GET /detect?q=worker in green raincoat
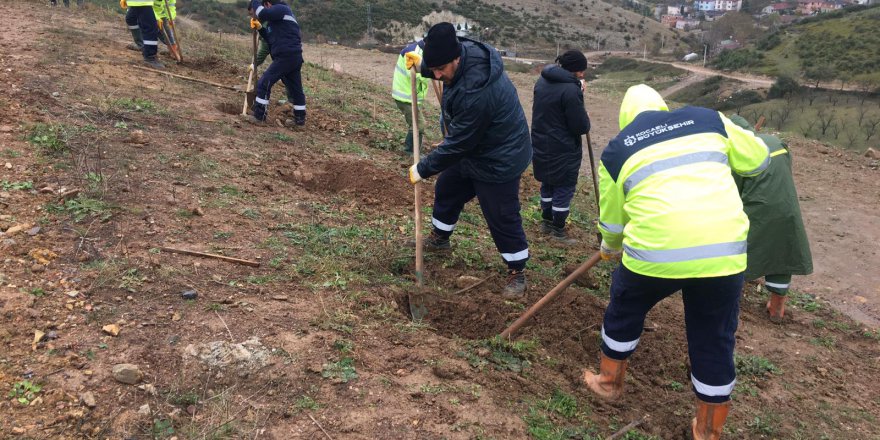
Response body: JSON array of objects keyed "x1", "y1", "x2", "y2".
[{"x1": 730, "y1": 115, "x2": 813, "y2": 322}]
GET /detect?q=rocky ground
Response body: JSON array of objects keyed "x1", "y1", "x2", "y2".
[{"x1": 1, "y1": 3, "x2": 878, "y2": 440}]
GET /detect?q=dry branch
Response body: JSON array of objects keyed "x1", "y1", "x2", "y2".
[{"x1": 160, "y1": 246, "x2": 261, "y2": 267}]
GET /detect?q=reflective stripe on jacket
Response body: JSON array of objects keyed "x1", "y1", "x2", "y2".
[
  {"x1": 153, "y1": 0, "x2": 176, "y2": 20},
  {"x1": 392, "y1": 42, "x2": 429, "y2": 104},
  {"x1": 127, "y1": 0, "x2": 153, "y2": 7},
  {"x1": 598, "y1": 87, "x2": 769, "y2": 279}
]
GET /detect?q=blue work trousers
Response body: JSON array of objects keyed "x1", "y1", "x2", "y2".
[
  {"x1": 253, "y1": 52, "x2": 305, "y2": 121},
  {"x1": 430, "y1": 164, "x2": 529, "y2": 271},
  {"x1": 601, "y1": 264, "x2": 743, "y2": 403},
  {"x1": 125, "y1": 6, "x2": 159, "y2": 59},
  {"x1": 539, "y1": 183, "x2": 576, "y2": 227}
]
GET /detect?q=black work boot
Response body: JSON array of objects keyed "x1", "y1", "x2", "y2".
[
  {"x1": 502, "y1": 269, "x2": 527, "y2": 298},
  {"x1": 143, "y1": 56, "x2": 165, "y2": 69},
  {"x1": 127, "y1": 28, "x2": 144, "y2": 51},
  {"x1": 408, "y1": 230, "x2": 451, "y2": 251},
  {"x1": 540, "y1": 218, "x2": 553, "y2": 235},
  {"x1": 551, "y1": 224, "x2": 577, "y2": 245},
  {"x1": 294, "y1": 109, "x2": 306, "y2": 126}
]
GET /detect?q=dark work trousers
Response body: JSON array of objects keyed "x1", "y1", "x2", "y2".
[
  {"x1": 125, "y1": 6, "x2": 159, "y2": 59},
  {"x1": 254, "y1": 52, "x2": 306, "y2": 121},
  {"x1": 431, "y1": 164, "x2": 529, "y2": 271},
  {"x1": 539, "y1": 183, "x2": 576, "y2": 227},
  {"x1": 600, "y1": 264, "x2": 743, "y2": 403}
]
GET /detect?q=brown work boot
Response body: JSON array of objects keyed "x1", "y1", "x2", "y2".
[
  {"x1": 550, "y1": 225, "x2": 577, "y2": 245},
  {"x1": 407, "y1": 230, "x2": 451, "y2": 252},
  {"x1": 692, "y1": 400, "x2": 730, "y2": 440},
  {"x1": 583, "y1": 353, "x2": 627, "y2": 400},
  {"x1": 766, "y1": 293, "x2": 786, "y2": 323}
]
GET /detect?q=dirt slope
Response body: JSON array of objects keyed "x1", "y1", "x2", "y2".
[{"x1": 1, "y1": 3, "x2": 879, "y2": 440}]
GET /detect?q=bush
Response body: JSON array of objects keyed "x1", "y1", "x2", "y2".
[
  {"x1": 711, "y1": 49, "x2": 764, "y2": 71},
  {"x1": 768, "y1": 75, "x2": 800, "y2": 99}
]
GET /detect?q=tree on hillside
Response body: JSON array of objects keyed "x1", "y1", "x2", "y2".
[
  {"x1": 772, "y1": 104, "x2": 793, "y2": 130},
  {"x1": 768, "y1": 75, "x2": 800, "y2": 99},
  {"x1": 817, "y1": 109, "x2": 836, "y2": 136},
  {"x1": 865, "y1": 117, "x2": 880, "y2": 142},
  {"x1": 803, "y1": 65, "x2": 834, "y2": 106}
]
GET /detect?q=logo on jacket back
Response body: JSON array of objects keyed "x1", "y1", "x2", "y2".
[{"x1": 624, "y1": 120, "x2": 695, "y2": 147}]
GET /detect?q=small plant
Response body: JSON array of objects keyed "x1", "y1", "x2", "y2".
[
  {"x1": 321, "y1": 357, "x2": 358, "y2": 383},
  {"x1": 543, "y1": 389, "x2": 579, "y2": 418},
  {"x1": 168, "y1": 391, "x2": 200, "y2": 406},
  {"x1": 667, "y1": 380, "x2": 685, "y2": 392},
  {"x1": 332, "y1": 339, "x2": 354, "y2": 353},
  {"x1": 118, "y1": 268, "x2": 145, "y2": 292},
  {"x1": 213, "y1": 231, "x2": 233, "y2": 240},
  {"x1": 85, "y1": 172, "x2": 103, "y2": 191},
  {"x1": 46, "y1": 196, "x2": 113, "y2": 222},
  {"x1": 8, "y1": 380, "x2": 42, "y2": 405},
  {"x1": 735, "y1": 355, "x2": 781, "y2": 378},
  {"x1": 27, "y1": 123, "x2": 67, "y2": 155},
  {"x1": 810, "y1": 335, "x2": 836, "y2": 348},
  {"x1": 240, "y1": 208, "x2": 260, "y2": 219},
  {"x1": 1, "y1": 180, "x2": 33, "y2": 191},
  {"x1": 151, "y1": 418, "x2": 174, "y2": 437},
  {"x1": 295, "y1": 395, "x2": 319, "y2": 410},
  {"x1": 1, "y1": 148, "x2": 21, "y2": 158},
  {"x1": 205, "y1": 303, "x2": 225, "y2": 312},
  {"x1": 747, "y1": 415, "x2": 776, "y2": 435},
  {"x1": 272, "y1": 132, "x2": 294, "y2": 142},
  {"x1": 113, "y1": 97, "x2": 156, "y2": 112},
  {"x1": 27, "y1": 287, "x2": 46, "y2": 297}
]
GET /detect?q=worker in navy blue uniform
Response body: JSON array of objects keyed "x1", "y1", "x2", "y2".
[
  {"x1": 245, "y1": 0, "x2": 306, "y2": 126},
  {"x1": 405, "y1": 22, "x2": 532, "y2": 297},
  {"x1": 121, "y1": 0, "x2": 163, "y2": 69},
  {"x1": 531, "y1": 50, "x2": 591, "y2": 245}
]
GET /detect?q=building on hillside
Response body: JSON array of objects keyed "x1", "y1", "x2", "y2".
[
  {"x1": 853, "y1": 0, "x2": 875, "y2": 4},
  {"x1": 667, "y1": 4, "x2": 686, "y2": 15},
  {"x1": 676, "y1": 17, "x2": 701, "y2": 29},
  {"x1": 761, "y1": 2, "x2": 796, "y2": 14},
  {"x1": 660, "y1": 14, "x2": 680, "y2": 27},
  {"x1": 718, "y1": 39, "x2": 742, "y2": 50},
  {"x1": 694, "y1": 0, "x2": 743, "y2": 11},
  {"x1": 796, "y1": 0, "x2": 848, "y2": 14}
]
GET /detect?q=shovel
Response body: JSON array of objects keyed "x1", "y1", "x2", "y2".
[
  {"x1": 584, "y1": 131, "x2": 602, "y2": 246},
  {"x1": 160, "y1": 0, "x2": 182, "y2": 63},
  {"x1": 242, "y1": 30, "x2": 258, "y2": 116},
  {"x1": 408, "y1": 66, "x2": 428, "y2": 321}
]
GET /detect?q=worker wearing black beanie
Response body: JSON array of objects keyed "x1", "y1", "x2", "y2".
[
  {"x1": 531, "y1": 49, "x2": 591, "y2": 244},
  {"x1": 423, "y1": 22, "x2": 462, "y2": 68},
  {"x1": 405, "y1": 22, "x2": 533, "y2": 298}
]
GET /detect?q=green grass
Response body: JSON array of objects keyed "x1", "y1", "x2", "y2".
[
  {"x1": 27, "y1": 123, "x2": 68, "y2": 155},
  {"x1": 46, "y1": 196, "x2": 114, "y2": 222},
  {"x1": 735, "y1": 354, "x2": 781, "y2": 379},
  {"x1": 321, "y1": 357, "x2": 358, "y2": 383},
  {"x1": 1, "y1": 180, "x2": 33, "y2": 191}
]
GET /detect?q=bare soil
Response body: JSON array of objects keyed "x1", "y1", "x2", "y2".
[{"x1": 1, "y1": 4, "x2": 878, "y2": 440}]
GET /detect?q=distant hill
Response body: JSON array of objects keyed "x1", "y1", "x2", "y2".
[
  {"x1": 114, "y1": 0, "x2": 686, "y2": 59},
  {"x1": 712, "y1": 5, "x2": 880, "y2": 83}
]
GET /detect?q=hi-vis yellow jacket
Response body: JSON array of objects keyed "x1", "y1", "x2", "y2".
[
  {"x1": 153, "y1": 0, "x2": 176, "y2": 20},
  {"x1": 598, "y1": 84, "x2": 770, "y2": 279},
  {"x1": 392, "y1": 41, "x2": 430, "y2": 104},
  {"x1": 127, "y1": 0, "x2": 153, "y2": 7}
]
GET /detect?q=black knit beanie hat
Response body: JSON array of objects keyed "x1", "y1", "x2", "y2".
[
  {"x1": 423, "y1": 22, "x2": 462, "y2": 68},
  {"x1": 557, "y1": 50, "x2": 588, "y2": 73}
]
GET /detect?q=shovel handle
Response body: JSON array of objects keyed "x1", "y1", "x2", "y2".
[
  {"x1": 411, "y1": 67, "x2": 423, "y2": 287},
  {"x1": 499, "y1": 252, "x2": 602, "y2": 339}
]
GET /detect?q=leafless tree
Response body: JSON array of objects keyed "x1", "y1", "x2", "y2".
[
  {"x1": 845, "y1": 131, "x2": 860, "y2": 149},
  {"x1": 828, "y1": 93, "x2": 840, "y2": 106},
  {"x1": 776, "y1": 104, "x2": 793, "y2": 130},
  {"x1": 801, "y1": 120, "x2": 818, "y2": 137},
  {"x1": 830, "y1": 118, "x2": 845, "y2": 140},
  {"x1": 817, "y1": 109, "x2": 836, "y2": 136},
  {"x1": 864, "y1": 117, "x2": 880, "y2": 142},
  {"x1": 857, "y1": 104, "x2": 869, "y2": 127}
]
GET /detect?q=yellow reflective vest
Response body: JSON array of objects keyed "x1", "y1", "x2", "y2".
[
  {"x1": 127, "y1": 0, "x2": 153, "y2": 7},
  {"x1": 153, "y1": 0, "x2": 176, "y2": 20},
  {"x1": 598, "y1": 85, "x2": 770, "y2": 279},
  {"x1": 392, "y1": 42, "x2": 429, "y2": 104}
]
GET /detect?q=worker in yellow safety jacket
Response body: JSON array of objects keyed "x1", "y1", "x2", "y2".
[
  {"x1": 392, "y1": 40, "x2": 431, "y2": 154},
  {"x1": 583, "y1": 84, "x2": 769, "y2": 440}
]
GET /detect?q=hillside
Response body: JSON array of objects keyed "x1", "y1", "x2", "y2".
[
  {"x1": 1, "y1": 3, "x2": 879, "y2": 440},
  {"x1": 92, "y1": 0, "x2": 685, "y2": 59},
  {"x1": 713, "y1": 4, "x2": 880, "y2": 84}
]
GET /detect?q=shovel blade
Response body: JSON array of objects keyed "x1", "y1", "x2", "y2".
[{"x1": 408, "y1": 292, "x2": 428, "y2": 321}]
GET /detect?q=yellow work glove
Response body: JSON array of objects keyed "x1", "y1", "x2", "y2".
[
  {"x1": 250, "y1": 18, "x2": 262, "y2": 30},
  {"x1": 119, "y1": 0, "x2": 127, "y2": 9},
  {"x1": 599, "y1": 240, "x2": 622, "y2": 263},
  {"x1": 405, "y1": 52, "x2": 422, "y2": 70},
  {"x1": 408, "y1": 164, "x2": 422, "y2": 184},
  {"x1": 157, "y1": 19, "x2": 163, "y2": 30}
]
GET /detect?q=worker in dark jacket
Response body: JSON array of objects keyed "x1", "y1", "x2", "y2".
[
  {"x1": 531, "y1": 50, "x2": 591, "y2": 245},
  {"x1": 405, "y1": 22, "x2": 532, "y2": 297},
  {"x1": 244, "y1": 0, "x2": 306, "y2": 126},
  {"x1": 730, "y1": 115, "x2": 813, "y2": 322}
]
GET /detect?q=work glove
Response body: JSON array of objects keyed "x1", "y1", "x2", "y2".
[
  {"x1": 157, "y1": 19, "x2": 163, "y2": 30},
  {"x1": 250, "y1": 18, "x2": 262, "y2": 30},
  {"x1": 408, "y1": 164, "x2": 422, "y2": 184},
  {"x1": 599, "y1": 240, "x2": 622, "y2": 263},
  {"x1": 405, "y1": 52, "x2": 422, "y2": 70},
  {"x1": 119, "y1": 0, "x2": 126, "y2": 9}
]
